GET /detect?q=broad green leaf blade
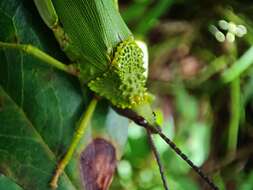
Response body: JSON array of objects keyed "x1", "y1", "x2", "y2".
[
  {"x1": 0, "y1": 0, "x2": 84, "y2": 158},
  {"x1": 0, "y1": 0, "x2": 83, "y2": 189},
  {"x1": 0, "y1": 175, "x2": 23, "y2": 190},
  {"x1": 0, "y1": 86, "x2": 76, "y2": 190}
]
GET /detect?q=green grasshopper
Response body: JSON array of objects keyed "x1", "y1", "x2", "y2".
[{"x1": 0, "y1": 0, "x2": 218, "y2": 189}]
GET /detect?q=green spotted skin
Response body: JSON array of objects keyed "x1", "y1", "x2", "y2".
[{"x1": 88, "y1": 37, "x2": 148, "y2": 108}]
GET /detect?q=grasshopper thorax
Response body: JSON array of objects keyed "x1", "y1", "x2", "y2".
[
  {"x1": 112, "y1": 38, "x2": 149, "y2": 106},
  {"x1": 88, "y1": 37, "x2": 149, "y2": 109}
]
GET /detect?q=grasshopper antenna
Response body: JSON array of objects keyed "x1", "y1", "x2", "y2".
[
  {"x1": 147, "y1": 128, "x2": 169, "y2": 190},
  {"x1": 149, "y1": 125, "x2": 219, "y2": 190},
  {"x1": 113, "y1": 107, "x2": 219, "y2": 190}
]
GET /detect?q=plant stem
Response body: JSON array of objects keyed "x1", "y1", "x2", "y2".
[
  {"x1": 227, "y1": 78, "x2": 240, "y2": 154},
  {"x1": 135, "y1": 0, "x2": 174, "y2": 35},
  {"x1": 221, "y1": 46, "x2": 253, "y2": 83}
]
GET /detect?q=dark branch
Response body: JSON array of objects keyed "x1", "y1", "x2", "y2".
[{"x1": 147, "y1": 129, "x2": 169, "y2": 190}]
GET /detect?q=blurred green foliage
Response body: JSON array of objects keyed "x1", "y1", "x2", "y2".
[{"x1": 111, "y1": 0, "x2": 253, "y2": 189}]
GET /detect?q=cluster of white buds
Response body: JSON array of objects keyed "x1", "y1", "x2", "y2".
[{"x1": 210, "y1": 20, "x2": 247, "y2": 43}]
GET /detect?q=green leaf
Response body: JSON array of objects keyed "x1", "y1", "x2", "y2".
[
  {"x1": 0, "y1": 86, "x2": 76, "y2": 190},
  {"x1": 0, "y1": 1, "x2": 84, "y2": 189},
  {"x1": 0, "y1": 0, "x2": 84, "y2": 160},
  {"x1": 0, "y1": 175, "x2": 23, "y2": 190}
]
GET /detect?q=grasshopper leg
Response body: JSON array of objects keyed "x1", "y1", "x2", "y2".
[
  {"x1": 50, "y1": 97, "x2": 98, "y2": 189},
  {"x1": 34, "y1": 0, "x2": 59, "y2": 29},
  {"x1": 0, "y1": 42, "x2": 78, "y2": 75},
  {"x1": 34, "y1": 0, "x2": 80, "y2": 61}
]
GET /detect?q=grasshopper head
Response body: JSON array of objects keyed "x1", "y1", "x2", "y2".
[
  {"x1": 89, "y1": 37, "x2": 155, "y2": 124},
  {"x1": 131, "y1": 101, "x2": 156, "y2": 126}
]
